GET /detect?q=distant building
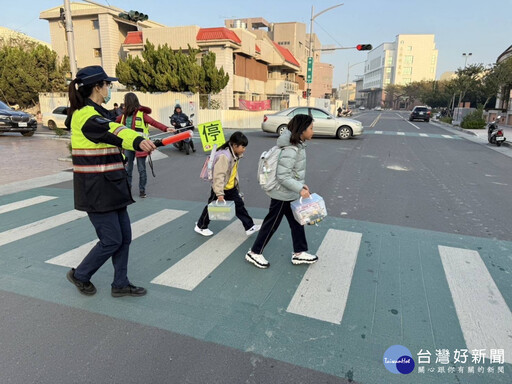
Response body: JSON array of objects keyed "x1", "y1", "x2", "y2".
[
  {"x1": 360, "y1": 34, "x2": 438, "y2": 108},
  {"x1": 439, "y1": 71, "x2": 456, "y2": 81},
  {"x1": 338, "y1": 82, "x2": 357, "y2": 108}
]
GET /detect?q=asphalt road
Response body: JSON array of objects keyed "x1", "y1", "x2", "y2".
[{"x1": 1, "y1": 112, "x2": 511, "y2": 384}]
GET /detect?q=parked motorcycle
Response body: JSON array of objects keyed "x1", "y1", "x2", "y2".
[
  {"x1": 170, "y1": 113, "x2": 195, "y2": 155},
  {"x1": 487, "y1": 116, "x2": 506, "y2": 147}
]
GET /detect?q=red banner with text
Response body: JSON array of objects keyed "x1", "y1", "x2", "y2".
[{"x1": 239, "y1": 99, "x2": 271, "y2": 111}]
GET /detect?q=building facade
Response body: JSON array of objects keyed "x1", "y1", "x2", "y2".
[
  {"x1": 40, "y1": 5, "x2": 336, "y2": 111},
  {"x1": 359, "y1": 34, "x2": 438, "y2": 108},
  {"x1": 40, "y1": 3, "x2": 163, "y2": 79}
]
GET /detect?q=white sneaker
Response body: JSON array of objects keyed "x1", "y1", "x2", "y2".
[
  {"x1": 291, "y1": 251, "x2": 318, "y2": 265},
  {"x1": 245, "y1": 250, "x2": 269, "y2": 269},
  {"x1": 194, "y1": 224, "x2": 213, "y2": 237},
  {"x1": 245, "y1": 224, "x2": 261, "y2": 236}
]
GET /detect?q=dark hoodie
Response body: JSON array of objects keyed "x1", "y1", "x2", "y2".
[{"x1": 170, "y1": 104, "x2": 190, "y2": 127}]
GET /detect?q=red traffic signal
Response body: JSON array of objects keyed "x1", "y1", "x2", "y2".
[{"x1": 356, "y1": 44, "x2": 372, "y2": 51}]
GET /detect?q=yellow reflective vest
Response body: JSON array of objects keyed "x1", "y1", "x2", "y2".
[{"x1": 71, "y1": 102, "x2": 145, "y2": 212}]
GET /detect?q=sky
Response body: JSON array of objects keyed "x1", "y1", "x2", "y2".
[{"x1": 3, "y1": 0, "x2": 511, "y2": 87}]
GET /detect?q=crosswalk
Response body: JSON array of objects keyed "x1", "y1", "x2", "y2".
[
  {"x1": 368, "y1": 131, "x2": 460, "y2": 139},
  {"x1": 1, "y1": 193, "x2": 511, "y2": 364}
]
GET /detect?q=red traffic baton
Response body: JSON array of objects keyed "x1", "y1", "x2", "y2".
[{"x1": 153, "y1": 130, "x2": 192, "y2": 147}]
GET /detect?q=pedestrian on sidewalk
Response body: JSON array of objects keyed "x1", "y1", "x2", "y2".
[
  {"x1": 195, "y1": 131, "x2": 260, "y2": 237},
  {"x1": 245, "y1": 114, "x2": 318, "y2": 269},
  {"x1": 116, "y1": 92, "x2": 174, "y2": 198},
  {"x1": 65, "y1": 65, "x2": 156, "y2": 297}
]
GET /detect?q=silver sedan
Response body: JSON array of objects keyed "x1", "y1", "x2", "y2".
[{"x1": 261, "y1": 107, "x2": 364, "y2": 140}]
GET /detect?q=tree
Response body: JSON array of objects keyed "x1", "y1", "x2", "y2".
[
  {"x1": 384, "y1": 84, "x2": 405, "y2": 109},
  {"x1": 199, "y1": 51, "x2": 229, "y2": 94},
  {"x1": 453, "y1": 63, "x2": 484, "y2": 108},
  {"x1": 116, "y1": 41, "x2": 229, "y2": 95},
  {"x1": 0, "y1": 44, "x2": 68, "y2": 107},
  {"x1": 479, "y1": 59, "x2": 512, "y2": 109}
]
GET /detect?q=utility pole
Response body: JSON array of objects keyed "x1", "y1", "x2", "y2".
[
  {"x1": 344, "y1": 61, "x2": 365, "y2": 109},
  {"x1": 63, "y1": 0, "x2": 77, "y2": 79},
  {"x1": 306, "y1": 3, "x2": 343, "y2": 107}
]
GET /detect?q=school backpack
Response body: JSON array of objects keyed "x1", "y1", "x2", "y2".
[{"x1": 257, "y1": 145, "x2": 297, "y2": 192}]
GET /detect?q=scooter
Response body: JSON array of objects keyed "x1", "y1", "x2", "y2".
[
  {"x1": 170, "y1": 113, "x2": 195, "y2": 155},
  {"x1": 487, "y1": 116, "x2": 506, "y2": 147}
]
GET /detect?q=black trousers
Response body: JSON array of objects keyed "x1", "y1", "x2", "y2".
[
  {"x1": 197, "y1": 188, "x2": 254, "y2": 230},
  {"x1": 251, "y1": 198, "x2": 308, "y2": 254},
  {"x1": 74, "y1": 207, "x2": 131, "y2": 288}
]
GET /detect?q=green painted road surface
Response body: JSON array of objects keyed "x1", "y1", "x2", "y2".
[{"x1": 0, "y1": 187, "x2": 511, "y2": 384}]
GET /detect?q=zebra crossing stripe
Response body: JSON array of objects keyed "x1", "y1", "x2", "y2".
[
  {"x1": 442, "y1": 135, "x2": 453, "y2": 139},
  {"x1": 439, "y1": 246, "x2": 512, "y2": 364},
  {"x1": 0, "y1": 196, "x2": 58, "y2": 215},
  {"x1": 397, "y1": 132, "x2": 405, "y2": 135},
  {"x1": 0, "y1": 210, "x2": 87, "y2": 247},
  {"x1": 375, "y1": 131, "x2": 383, "y2": 134},
  {"x1": 419, "y1": 133, "x2": 429, "y2": 137},
  {"x1": 151, "y1": 219, "x2": 263, "y2": 291},
  {"x1": 286, "y1": 229, "x2": 362, "y2": 324},
  {"x1": 0, "y1": 172, "x2": 73, "y2": 196},
  {"x1": 46, "y1": 209, "x2": 187, "y2": 268}
]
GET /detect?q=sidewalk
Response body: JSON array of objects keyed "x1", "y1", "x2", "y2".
[{"x1": 434, "y1": 119, "x2": 512, "y2": 148}]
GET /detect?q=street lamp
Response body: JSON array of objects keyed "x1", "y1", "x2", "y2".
[
  {"x1": 307, "y1": 3, "x2": 343, "y2": 107},
  {"x1": 344, "y1": 61, "x2": 364, "y2": 109},
  {"x1": 462, "y1": 52, "x2": 472, "y2": 68}
]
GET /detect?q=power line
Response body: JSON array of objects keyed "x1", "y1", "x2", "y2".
[{"x1": 313, "y1": 20, "x2": 344, "y2": 49}]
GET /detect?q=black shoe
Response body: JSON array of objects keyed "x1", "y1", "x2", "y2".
[
  {"x1": 111, "y1": 284, "x2": 147, "y2": 297},
  {"x1": 66, "y1": 268, "x2": 96, "y2": 296},
  {"x1": 139, "y1": 191, "x2": 147, "y2": 198}
]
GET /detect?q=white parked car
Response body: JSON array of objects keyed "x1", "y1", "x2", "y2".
[
  {"x1": 43, "y1": 106, "x2": 69, "y2": 130},
  {"x1": 261, "y1": 107, "x2": 364, "y2": 140}
]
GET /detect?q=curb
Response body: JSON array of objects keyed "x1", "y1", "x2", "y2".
[{"x1": 432, "y1": 120, "x2": 511, "y2": 148}]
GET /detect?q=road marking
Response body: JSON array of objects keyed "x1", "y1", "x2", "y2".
[
  {"x1": 151, "y1": 219, "x2": 262, "y2": 291},
  {"x1": 375, "y1": 131, "x2": 383, "y2": 134},
  {"x1": 0, "y1": 195, "x2": 58, "y2": 215},
  {"x1": 397, "y1": 132, "x2": 405, "y2": 135},
  {"x1": 286, "y1": 229, "x2": 362, "y2": 324},
  {"x1": 406, "y1": 120, "x2": 421, "y2": 129},
  {"x1": 0, "y1": 210, "x2": 87, "y2": 247},
  {"x1": 369, "y1": 114, "x2": 382, "y2": 128},
  {"x1": 46, "y1": 209, "x2": 187, "y2": 268},
  {"x1": 442, "y1": 135, "x2": 453, "y2": 139},
  {"x1": 419, "y1": 133, "x2": 429, "y2": 137},
  {"x1": 0, "y1": 172, "x2": 73, "y2": 197},
  {"x1": 439, "y1": 246, "x2": 512, "y2": 364}
]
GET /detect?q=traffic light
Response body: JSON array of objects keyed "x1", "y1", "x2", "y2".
[
  {"x1": 307, "y1": 89, "x2": 311, "y2": 97},
  {"x1": 356, "y1": 44, "x2": 372, "y2": 51},
  {"x1": 302, "y1": 90, "x2": 307, "y2": 99},
  {"x1": 119, "y1": 10, "x2": 149, "y2": 22}
]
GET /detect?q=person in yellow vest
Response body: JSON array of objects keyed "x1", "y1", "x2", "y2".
[
  {"x1": 65, "y1": 65, "x2": 156, "y2": 297},
  {"x1": 195, "y1": 131, "x2": 260, "y2": 237},
  {"x1": 116, "y1": 92, "x2": 174, "y2": 198}
]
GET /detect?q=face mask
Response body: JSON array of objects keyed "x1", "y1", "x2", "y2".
[{"x1": 104, "y1": 87, "x2": 112, "y2": 104}]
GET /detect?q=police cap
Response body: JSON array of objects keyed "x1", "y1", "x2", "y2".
[{"x1": 76, "y1": 65, "x2": 118, "y2": 87}]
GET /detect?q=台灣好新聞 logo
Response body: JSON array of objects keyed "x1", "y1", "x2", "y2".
[{"x1": 383, "y1": 345, "x2": 415, "y2": 374}]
